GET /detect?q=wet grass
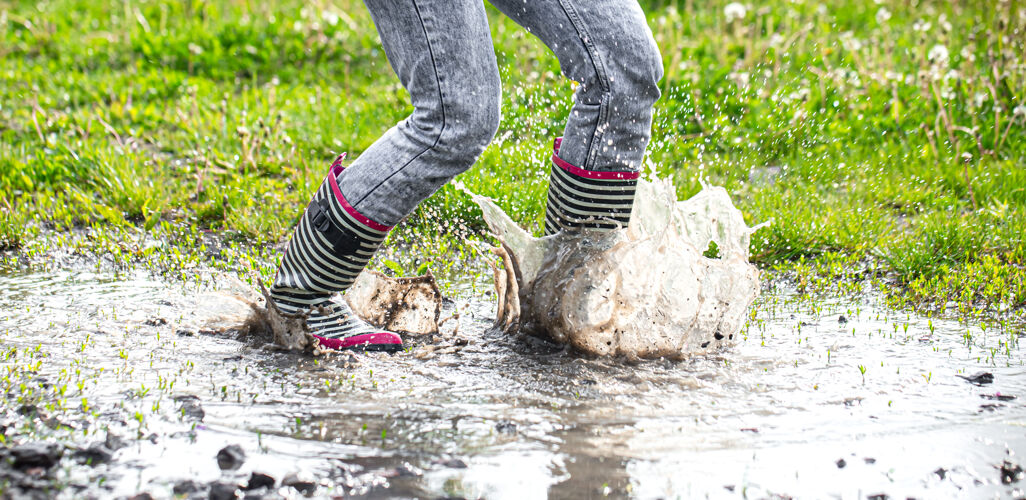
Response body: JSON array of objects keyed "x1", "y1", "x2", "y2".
[{"x1": 1, "y1": 0, "x2": 1024, "y2": 316}]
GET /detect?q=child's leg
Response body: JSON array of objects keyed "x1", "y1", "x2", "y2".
[
  {"x1": 489, "y1": 0, "x2": 664, "y2": 233},
  {"x1": 268, "y1": 0, "x2": 500, "y2": 349},
  {"x1": 491, "y1": 0, "x2": 662, "y2": 171},
  {"x1": 336, "y1": 0, "x2": 503, "y2": 227}
]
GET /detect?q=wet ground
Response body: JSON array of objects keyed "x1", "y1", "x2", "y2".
[{"x1": 1, "y1": 265, "x2": 1024, "y2": 499}]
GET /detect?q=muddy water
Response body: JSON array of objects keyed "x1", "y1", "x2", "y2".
[{"x1": 1, "y1": 267, "x2": 1024, "y2": 499}]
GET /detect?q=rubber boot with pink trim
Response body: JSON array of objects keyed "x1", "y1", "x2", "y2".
[
  {"x1": 268, "y1": 154, "x2": 404, "y2": 352},
  {"x1": 544, "y1": 138, "x2": 639, "y2": 236}
]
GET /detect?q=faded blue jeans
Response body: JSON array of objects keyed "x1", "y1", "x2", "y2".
[{"x1": 337, "y1": 0, "x2": 664, "y2": 226}]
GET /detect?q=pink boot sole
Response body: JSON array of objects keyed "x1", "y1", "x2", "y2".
[{"x1": 312, "y1": 332, "x2": 404, "y2": 353}]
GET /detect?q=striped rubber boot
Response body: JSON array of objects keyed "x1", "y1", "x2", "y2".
[
  {"x1": 268, "y1": 154, "x2": 403, "y2": 352},
  {"x1": 543, "y1": 138, "x2": 639, "y2": 236}
]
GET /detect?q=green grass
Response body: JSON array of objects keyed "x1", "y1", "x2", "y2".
[
  {"x1": 0, "y1": 200, "x2": 25, "y2": 250},
  {"x1": 1, "y1": 0, "x2": 1024, "y2": 316}
]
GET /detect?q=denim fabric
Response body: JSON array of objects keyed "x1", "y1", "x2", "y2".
[{"x1": 336, "y1": 0, "x2": 663, "y2": 226}]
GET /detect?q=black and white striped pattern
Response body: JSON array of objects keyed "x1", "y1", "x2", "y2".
[
  {"x1": 302, "y1": 296, "x2": 383, "y2": 339},
  {"x1": 269, "y1": 174, "x2": 390, "y2": 339},
  {"x1": 544, "y1": 157, "x2": 639, "y2": 236}
]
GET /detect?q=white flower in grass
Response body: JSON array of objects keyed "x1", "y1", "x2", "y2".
[
  {"x1": 928, "y1": 44, "x2": 949, "y2": 64},
  {"x1": 960, "y1": 46, "x2": 977, "y2": 63},
  {"x1": 973, "y1": 92, "x2": 988, "y2": 108},
  {"x1": 322, "y1": 10, "x2": 339, "y2": 26},
  {"x1": 840, "y1": 32, "x2": 863, "y2": 51},
  {"x1": 730, "y1": 71, "x2": 750, "y2": 88},
  {"x1": 875, "y1": 7, "x2": 891, "y2": 24},
  {"x1": 1014, "y1": 105, "x2": 1026, "y2": 118},
  {"x1": 724, "y1": 2, "x2": 746, "y2": 23}
]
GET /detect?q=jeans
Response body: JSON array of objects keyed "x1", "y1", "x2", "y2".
[{"x1": 337, "y1": 0, "x2": 664, "y2": 226}]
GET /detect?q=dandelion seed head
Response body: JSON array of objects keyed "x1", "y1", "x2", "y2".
[
  {"x1": 322, "y1": 10, "x2": 339, "y2": 26},
  {"x1": 973, "y1": 93, "x2": 988, "y2": 108},
  {"x1": 724, "y1": 2, "x2": 746, "y2": 23},
  {"x1": 960, "y1": 46, "x2": 977, "y2": 63},
  {"x1": 841, "y1": 32, "x2": 863, "y2": 51},
  {"x1": 875, "y1": 7, "x2": 891, "y2": 24},
  {"x1": 730, "y1": 71, "x2": 750, "y2": 88},
  {"x1": 928, "y1": 44, "x2": 949, "y2": 64}
]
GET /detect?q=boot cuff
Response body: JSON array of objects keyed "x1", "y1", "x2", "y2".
[
  {"x1": 551, "y1": 138, "x2": 640, "y2": 180},
  {"x1": 326, "y1": 154, "x2": 394, "y2": 233}
]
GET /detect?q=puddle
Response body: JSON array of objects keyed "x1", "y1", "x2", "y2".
[{"x1": 1, "y1": 267, "x2": 1024, "y2": 498}]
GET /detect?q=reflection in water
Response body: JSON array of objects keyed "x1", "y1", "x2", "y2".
[{"x1": 0, "y1": 268, "x2": 1023, "y2": 498}]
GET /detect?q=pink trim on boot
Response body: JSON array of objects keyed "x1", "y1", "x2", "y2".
[
  {"x1": 330, "y1": 153, "x2": 348, "y2": 173},
  {"x1": 551, "y1": 138, "x2": 640, "y2": 181},
  {"x1": 326, "y1": 156, "x2": 395, "y2": 232},
  {"x1": 313, "y1": 332, "x2": 403, "y2": 351}
]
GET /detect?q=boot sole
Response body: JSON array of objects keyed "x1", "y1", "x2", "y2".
[{"x1": 339, "y1": 344, "x2": 404, "y2": 353}]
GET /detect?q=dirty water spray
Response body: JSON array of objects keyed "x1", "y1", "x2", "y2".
[
  {"x1": 216, "y1": 176, "x2": 766, "y2": 360},
  {"x1": 463, "y1": 175, "x2": 768, "y2": 359}
]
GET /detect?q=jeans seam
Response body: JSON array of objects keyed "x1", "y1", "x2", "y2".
[
  {"x1": 556, "y1": 0, "x2": 611, "y2": 169},
  {"x1": 351, "y1": 0, "x2": 448, "y2": 211}
]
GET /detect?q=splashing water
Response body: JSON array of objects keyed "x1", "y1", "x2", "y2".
[
  {"x1": 186, "y1": 271, "x2": 444, "y2": 352},
  {"x1": 467, "y1": 176, "x2": 768, "y2": 359},
  {"x1": 191, "y1": 176, "x2": 764, "y2": 361}
]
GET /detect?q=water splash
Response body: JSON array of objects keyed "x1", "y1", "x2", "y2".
[
  {"x1": 468, "y1": 177, "x2": 768, "y2": 358},
  {"x1": 186, "y1": 271, "x2": 443, "y2": 352}
]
